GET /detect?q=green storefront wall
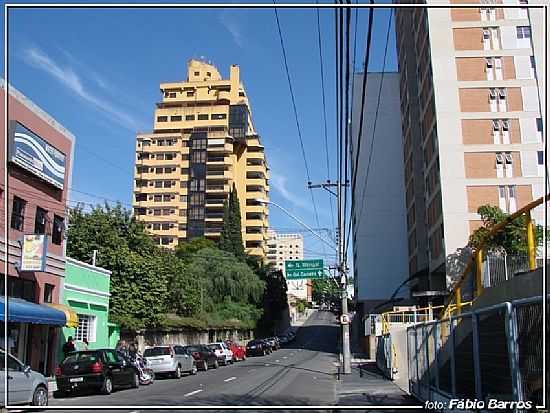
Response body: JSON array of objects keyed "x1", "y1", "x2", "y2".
[{"x1": 58, "y1": 258, "x2": 120, "y2": 363}]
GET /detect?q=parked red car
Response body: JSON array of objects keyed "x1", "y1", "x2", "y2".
[{"x1": 225, "y1": 341, "x2": 246, "y2": 362}]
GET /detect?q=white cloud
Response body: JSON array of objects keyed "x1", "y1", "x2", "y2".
[
  {"x1": 22, "y1": 46, "x2": 144, "y2": 131},
  {"x1": 219, "y1": 12, "x2": 245, "y2": 48},
  {"x1": 270, "y1": 172, "x2": 310, "y2": 211}
]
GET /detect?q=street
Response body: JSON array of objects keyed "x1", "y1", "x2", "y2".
[{"x1": 47, "y1": 311, "x2": 339, "y2": 411}]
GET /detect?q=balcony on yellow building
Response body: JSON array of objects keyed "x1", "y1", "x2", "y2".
[
  {"x1": 206, "y1": 182, "x2": 229, "y2": 194},
  {"x1": 205, "y1": 196, "x2": 226, "y2": 208},
  {"x1": 205, "y1": 211, "x2": 224, "y2": 222},
  {"x1": 207, "y1": 155, "x2": 229, "y2": 166}
]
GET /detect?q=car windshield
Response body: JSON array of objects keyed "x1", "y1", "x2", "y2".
[
  {"x1": 208, "y1": 344, "x2": 222, "y2": 350},
  {"x1": 248, "y1": 340, "x2": 260, "y2": 346},
  {"x1": 63, "y1": 351, "x2": 100, "y2": 364},
  {"x1": 184, "y1": 346, "x2": 201, "y2": 352},
  {"x1": 143, "y1": 347, "x2": 171, "y2": 357}
]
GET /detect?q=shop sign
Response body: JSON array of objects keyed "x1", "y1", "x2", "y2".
[{"x1": 20, "y1": 234, "x2": 48, "y2": 272}]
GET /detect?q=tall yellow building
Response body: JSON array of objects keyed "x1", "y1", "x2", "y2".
[{"x1": 133, "y1": 59, "x2": 269, "y2": 259}]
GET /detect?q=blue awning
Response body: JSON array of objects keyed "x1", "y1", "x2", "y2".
[{"x1": 0, "y1": 297, "x2": 66, "y2": 325}]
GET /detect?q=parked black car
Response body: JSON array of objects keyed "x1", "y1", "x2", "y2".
[
  {"x1": 55, "y1": 350, "x2": 138, "y2": 397},
  {"x1": 246, "y1": 339, "x2": 271, "y2": 356},
  {"x1": 182, "y1": 345, "x2": 219, "y2": 371}
]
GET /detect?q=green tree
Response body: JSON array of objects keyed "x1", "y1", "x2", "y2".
[
  {"x1": 468, "y1": 205, "x2": 545, "y2": 254},
  {"x1": 312, "y1": 278, "x2": 339, "y2": 304},
  {"x1": 175, "y1": 237, "x2": 216, "y2": 263},
  {"x1": 256, "y1": 266, "x2": 288, "y2": 336},
  {"x1": 67, "y1": 204, "x2": 169, "y2": 329},
  {"x1": 184, "y1": 248, "x2": 265, "y2": 327},
  {"x1": 219, "y1": 184, "x2": 245, "y2": 259}
]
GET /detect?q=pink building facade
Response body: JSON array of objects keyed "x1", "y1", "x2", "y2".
[{"x1": 1, "y1": 80, "x2": 75, "y2": 375}]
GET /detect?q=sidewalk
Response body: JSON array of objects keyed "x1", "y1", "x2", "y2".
[{"x1": 336, "y1": 361, "x2": 421, "y2": 408}]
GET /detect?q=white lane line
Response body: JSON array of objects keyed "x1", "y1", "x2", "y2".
[
  {"x1": 264, "y1": 363, "x2": 270, "y2": 366},
  {"x1": 224, "y1": 376, "x2": 237, "y2": 382},
  {"x1": 184, "y1": 389, "x2": 204, "y2": 397},
  {"x1": 275, "y1": 359, "x2": 280, "y2": 362},
  {"x1": 248, "y1": 369, "x2": 256, "y2": 373},
  {"x1": 283, "y1": 356, "x2": 288, "y2": 359}
]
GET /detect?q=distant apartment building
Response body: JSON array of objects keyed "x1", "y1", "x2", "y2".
[
  {"x1": 133, "y1": 59, "x2": 270, "y2": 260},
  {"x1": 395, "y1": 2, "x2": 545, "y2": 294},
  {"x1": 267, "y1": 231, "x2": 311, "y2": 302},
  {"x1": 350, "y1": 73, "x2": 409, "y2": 311}
]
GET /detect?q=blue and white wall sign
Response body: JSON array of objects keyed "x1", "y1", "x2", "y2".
[{"x1": 9, "y1": 122, "x2": 66, "y2": 190}]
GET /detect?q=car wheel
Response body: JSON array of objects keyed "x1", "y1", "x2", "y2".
[
  {"x1": 213, "y1": 360, "x2": 219, "y2": 369},
  {"x1": 190, "y1": 363, "x2": 198, "y2": 375},
  {"x1": 174, "y1": 365, "x2": 182, "y2": 379},
  {"x1": 132, "y1": 372, "x2": 139, "y2": 388},
  {"x1": 32, "y1": 385, "x2": 48, "y2": 406},
  {"x1": 101, "y1": 376, "x2": 113, "y2": 395}
]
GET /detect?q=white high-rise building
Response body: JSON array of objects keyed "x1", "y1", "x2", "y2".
[{"x1": 267, "y1": 230, "x2": 311, "y2": 301}]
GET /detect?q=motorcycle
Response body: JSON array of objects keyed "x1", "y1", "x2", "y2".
[
  {"x1": 135, "y1": 353, "x2": 154, "y2": 385},
  {"x1": 125, "y1": 351, "x2": 154, "y2": 385}
]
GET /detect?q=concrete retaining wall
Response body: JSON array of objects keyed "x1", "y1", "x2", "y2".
[{"x1": 120, "y1": 328, "x2": 254, "y2": 352}]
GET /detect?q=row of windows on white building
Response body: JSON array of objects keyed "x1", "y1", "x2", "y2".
[{"x1": 482, "y1": 26, "x2": 532, "y2": 51}]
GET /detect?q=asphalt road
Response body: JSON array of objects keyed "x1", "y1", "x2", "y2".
[{"x1": 44, "y1": 310, "x2": 340, "y2": 412}]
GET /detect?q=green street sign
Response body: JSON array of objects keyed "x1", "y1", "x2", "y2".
[{"x1": 285, "y1": 259, "x2": 325, "y2": 280}]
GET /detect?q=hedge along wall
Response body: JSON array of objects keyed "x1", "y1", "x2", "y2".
[{"x1": 120, "y1": 328, "x2": 255, "y2": 352}]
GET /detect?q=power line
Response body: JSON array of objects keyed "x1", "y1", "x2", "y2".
[
  {"x1": 336, "y1": 3, "x2": 343, "y2": 265},
  {"x1": 77, "y1": 141, "x2": 134, "y2": 175},
  {"x1": 346, "y1": 8, "x2": 393, "y2": 253},
  {"x1": 315, "y1": 1, "x2": 336, "y2": 232},
  {"x1": 349, "y1": 1, "x2": 374, "y2": 206},
  {"x1": 272, "y1": 1, "x2": 322, "y2": 236},
  {"x1": 342, "y1": 2, "x2": 352, "y2": 256}
]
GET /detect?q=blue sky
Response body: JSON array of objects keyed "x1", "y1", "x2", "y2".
[{"x1": 4, "y1": 4, "x2": 397, "y2": 265}]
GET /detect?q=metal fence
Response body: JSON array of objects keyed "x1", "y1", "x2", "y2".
[
  {"x1": 483, "y1": 254, "x2": 544, "y2": 288},
  {"x1": 376, "y1": 334, "x2": 393, "y2": 380},
  {"x1": 407, "y1": 296, "x2": 545, "y2": 406}
]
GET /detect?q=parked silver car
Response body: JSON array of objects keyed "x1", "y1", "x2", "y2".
[
  {"x1": 0, "y1": 349, "x2": 48, "y2": 407},
  {"x1": 143, "y1": 345, "x2": 196, "y2": 378}
]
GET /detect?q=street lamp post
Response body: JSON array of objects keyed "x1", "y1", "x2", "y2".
[{"x1": 255, "y1": 198, "x2": 351, "y2": 374}]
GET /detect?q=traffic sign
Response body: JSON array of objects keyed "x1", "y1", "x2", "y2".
[
  {"x1": 340, "y1": 314, "x2": 350, "y2": 324},
  {"x1": 285, "y1": 259, "x2": 324, "y2": 280}
]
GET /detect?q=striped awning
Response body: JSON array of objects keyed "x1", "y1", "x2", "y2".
[{"x1": 46, "y1": 303, "x2": 79, "y2": 328}]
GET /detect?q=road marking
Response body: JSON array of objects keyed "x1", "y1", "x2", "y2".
[
  {"x1": 283, "y1": 356, "x2": 288, "y2": 359},
  {"x1": 224, "y1": 376, "x2": 237, "y2": 382},
  {"x1": 184, "y1": 389, "x2": 204, "y2": 397},
  {"x1": 248, "y1": 369, "x2": 256, "y2": 373},
  {"x1": 275, "y1": 359, "x2": 280, "y2": 362},
  {"x1": 264, "y1": 363, "x2": 270, "y2": 366}
]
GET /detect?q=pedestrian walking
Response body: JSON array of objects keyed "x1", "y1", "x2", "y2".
[{"x1": 62, "y1": 336, "x2": 76, "y2": 359}]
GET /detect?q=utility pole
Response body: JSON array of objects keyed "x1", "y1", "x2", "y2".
[
  {"x1": 309, "y1": 180, "x2": 351, "y2": 374},
  {"x1": 254, "y1": 196, "x2": 348, "y2": 371}
]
